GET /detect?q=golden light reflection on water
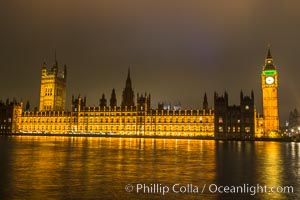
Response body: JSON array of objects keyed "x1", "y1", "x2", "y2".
[{"x1": 0, "y1": 136, "x2": 298, "y2": 200}]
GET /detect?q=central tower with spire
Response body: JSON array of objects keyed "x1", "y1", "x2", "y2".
[
  {"x1": 261, "y1": 47, "x2": 279, "y2": 135},
  {"x1": 121, "y1": 68, "x2": 135, "y2": 108}
]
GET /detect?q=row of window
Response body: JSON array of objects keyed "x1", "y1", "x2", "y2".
[
  {"x1": 218, "y1": 126, "x2": 251, "y2": 133},
  {"x1": 44, "y1": 88, "x2": 63, "y2": 97},
  {"x1": 135, "y1": 132, "x2": 214, "y2": 137},
  {"x1": 43, "y1": 105, "x2": 52, "y2": 110},
  {"x1": 218, "y1": 117, "x2": 253, "y2": 123},
  {"x1": 0, "y1": 118, "x2": 12, "y2": 123},
  {"x1": 56, "y1": 89, "x2": 63, "y2": 96},
  {"x1": 20, "y1": 118, "x2": 75, "y2": 123},
  {"x1": 0, "y1": 125, "x2": 11, "y2": 129},
  {"x1": 44, "y1": 88, "x2": 53, "y2": 96},
  {"x1": 19, "y1": 125, "x2": 213, "y2": 132},
  {"x1": 19, "y1": 117, "x2": 213, "y2": 124},
  {"x1": 77, "y1": 112, "x2": 213, "y2": 116}
]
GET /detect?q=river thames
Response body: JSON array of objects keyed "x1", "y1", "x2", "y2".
[{"x1": 0, "y1": 136, "x2": 298, "y2": 199}]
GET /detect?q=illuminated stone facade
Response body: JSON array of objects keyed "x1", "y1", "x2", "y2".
[
  {"x1": 1, "y1": 49, "x2": 282, "y2": 138},
  {"x1": 15, "y1": 68, "x2": 215, "y2": 137},
  {"x1": 261, "y1": 48, "x2": 280, "y2": 136},
  {"x1": 255, "y1": 113, "x2": 264, "y2": 138},
  {"x1": 17, "y1": 95, "x2": 214, "y2": 137},
  {"x1": 39, "y1": 59, "x2": 67, "y2": 112}
]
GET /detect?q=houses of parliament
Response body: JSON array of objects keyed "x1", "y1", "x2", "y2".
[{"x1": 0, "y1": 49, "x2": 281, "y2": 139}]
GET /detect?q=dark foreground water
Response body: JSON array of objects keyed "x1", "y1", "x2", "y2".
[{"x1": 0, "y1": 136, "x2": 299, "y2": 200}]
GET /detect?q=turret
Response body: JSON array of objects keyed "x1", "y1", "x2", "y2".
[
  {"x1": 41, "y1": 62, "x2": 47, "y2": 76},
  {"x1": 110, "y1": 88, "x2": 117, "y2": 107},
  {"x1": 71, "y1": 95, "x2": 86, "y2": 112},
  {"x1": 121, "y1": 68, "x2": 135, "y2": 107},
  {"x1": 100, "y1": 93, "x2": 107, "y2": 108},
  {"x1": 137, "y1": 92, "x2": 151, "y2": 111},
  {"x1": 240, "y1": 90, "x2": 244, "y2": 102},
  {"x1": 64, "y1": 64, "x2": 67, "y2": 81},
  {"x1": 224, "y1": 91, "x2": 228, "y2": 103},
  {"x1": 203, "y1": 92, "x2": 208, "y2": 111}
]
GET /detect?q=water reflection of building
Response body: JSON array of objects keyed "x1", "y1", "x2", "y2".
[{"x1": 0, "y1": 48, "x2": 283, "y2": 139}]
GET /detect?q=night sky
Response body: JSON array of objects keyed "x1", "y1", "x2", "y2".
[{"x1": 1, "y1": 0, "x2": 300, "y2": 125}]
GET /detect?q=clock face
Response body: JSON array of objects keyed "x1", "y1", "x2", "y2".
[{"x1": 266, "y1": 76, "x2": 274, "y2": 84}]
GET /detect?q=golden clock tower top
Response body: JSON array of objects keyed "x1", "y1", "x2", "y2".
[{"x1": 264, "y1": 48, "x2": 276, "y2": 70}]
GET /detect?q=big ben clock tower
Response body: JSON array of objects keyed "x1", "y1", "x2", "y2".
[{"x1": 261, "y1": 47, "x2": 279, "y2": 136}]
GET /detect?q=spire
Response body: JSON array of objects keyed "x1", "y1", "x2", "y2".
[
  {"x1": 126, "y1": 67, "x2": 132, "y2": 87},
  {"x1": 251, "y1": 90, "x2": 254, "y2": 100},
  {"x1": 64, "y1": 64, "x2": 67, "y2": 80},
  {"x1": 122, "y1": 68, "x2": 134, "y2": 107},
  {"x1": 224, "y1": 91, "x2": 228, "y2": 103},
  {"x1": 54, "y1": 49, "x2": 58, "y2": 64},
  {"x1": 100, "y1": 93, "x2": 107, "y2": 108},
  {"x1": 127, "y1": 67, "x2": 131, "y2": 80},
  {"x1": 110, "y1": 88, "x2": 117, "y2": 107},
  {"x1": 52, "y1": 49, "x2": 58, "y2": 70},
  {"x1": 240, "y1": 90, "x2": 244, "y2": 101},
  {"x1": 42, "y1": 61, "x2": 46, "y2": 69},
  {"x1": 203, "y1": 92, "x2": 208, "y2": 110},
  {"x1": 264, "y1": 45, "x2": 275, "y2": 70},
  {"x1": 51, "y1": 49, "x2": 58, "y2": 74},
  {"x1": 267, "y1": 44, "x2": 272, "y2": 59}
]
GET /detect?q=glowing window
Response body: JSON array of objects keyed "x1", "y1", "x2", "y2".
[{"x1": 218, "y1": 117, "x2": 223, "y2": 123}]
